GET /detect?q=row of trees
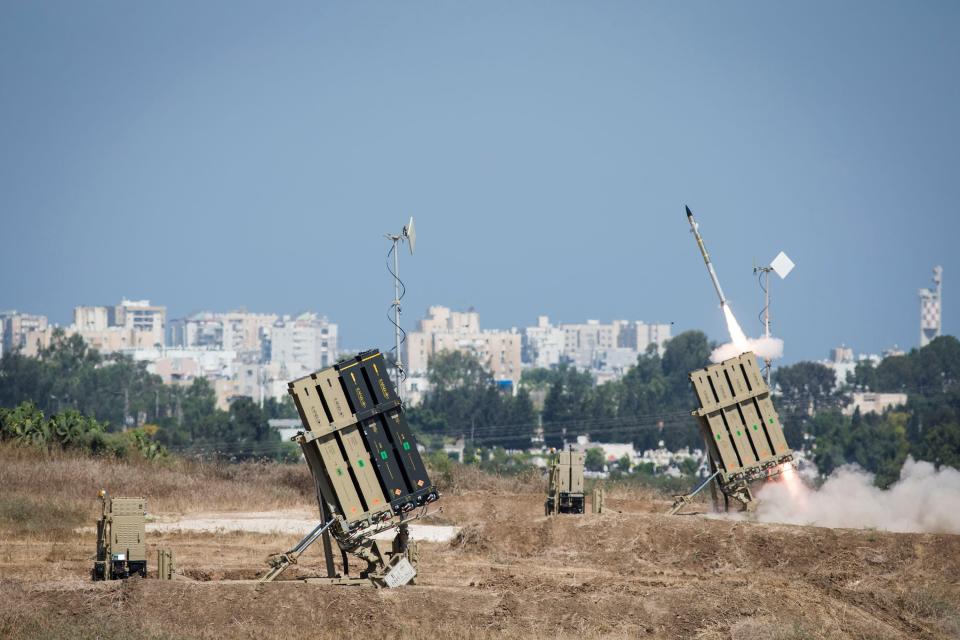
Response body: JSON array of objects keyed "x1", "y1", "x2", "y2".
[
  {"x1": 0, "y1": 330, "x2": 297, "y2": 460},
  {"x1": 407, "y1": 331, "x2": 713, "y2": 452},
  {"x1": 410, "y1": 332, "x2": 959, "y2": 489},
  {"x1": 538, "y1": 331, "x2": 710, "y2": 450},
  {"x1": 407, "y1": 351, "x2": 537, "y2": 449},
  {"x1": 774, "y1": 336, "x2": 960, "y2": 486}
]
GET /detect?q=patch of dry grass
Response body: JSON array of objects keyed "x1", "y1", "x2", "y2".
[
  {"x1": 0, "y1": 443, "x2": 314, "y2": 520},
  {"x1": 0, "y1": 494, "x2": 84, "y2": 539},
  {"x1": 432, "y1": 462, "x2": 543, "y2": 496}
]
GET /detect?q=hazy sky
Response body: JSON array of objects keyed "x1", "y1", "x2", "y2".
[{"x1": 2, "y1": 1, "x2": 957, "y2": 363}]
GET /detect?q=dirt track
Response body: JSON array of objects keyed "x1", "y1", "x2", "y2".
[{"x1": 2, "y1": 490, "x2": 958, "y2": 639}]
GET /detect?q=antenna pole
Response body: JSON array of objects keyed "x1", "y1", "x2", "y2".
[
  {"x1": 763, "y1": 269, "x2": 771, "y2": 385},
  {"x1": 754, "y1": 264, "x2": 774, "y2": 385},
  {"x1": 393, "y1": 235, "x2": 404, "y2": 401}
]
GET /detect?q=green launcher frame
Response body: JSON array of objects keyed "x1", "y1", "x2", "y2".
[{"x1": 289, "y1": 350, "x2": 439, "y2": 530}]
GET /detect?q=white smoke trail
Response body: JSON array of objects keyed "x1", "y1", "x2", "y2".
[
  {"x1": 752, "y1": 457, "x2": 960, "y2": 534},
  {"x1": 709, "y1": 302, "x2": 784, "y2": 363}
]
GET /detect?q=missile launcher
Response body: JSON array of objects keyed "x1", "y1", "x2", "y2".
[
  {"x1": 669, "y1": 351, "x2": 794, "y2": 514},
  {"x1": 262, "y1": 349, "x2": 439, "y2": 586}
]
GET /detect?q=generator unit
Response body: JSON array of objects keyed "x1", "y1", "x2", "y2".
[
  {"x1": 93, "y1": 491, "x2": 147, "y2": 580},
  {"x1": 545, "y1": 448, "x2": 585, "y2": 515},
  {"x1": 669, "y1": 351, "x2": 794, "y2": 514},
  {"x1": 262, "y1": 349, "x2": 440, "y2": 586}
]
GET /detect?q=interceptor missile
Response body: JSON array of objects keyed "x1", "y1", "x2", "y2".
[{"x1": 685, "y1": 205, "x2": 728, "y2": 306}]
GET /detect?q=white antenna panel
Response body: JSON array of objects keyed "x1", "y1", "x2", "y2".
[{"x1": 771, "y1": 251, "x2": 795, "y2": 279}]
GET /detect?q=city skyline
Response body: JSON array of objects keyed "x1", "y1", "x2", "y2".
[
  {"x1": 2, "y1": 2, "x2": 957, "y2": 363},
  {"x1": 3, "y1": 294, "x2": 922, "y2": 366}
]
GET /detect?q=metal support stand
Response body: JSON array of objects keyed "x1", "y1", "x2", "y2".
[
  {"x1": 319, "y1": 500, "x2": 336, "y2": 578},
  {"x1": 708, "y1": 454, "x2": 721, "y2": 513},
  {"x1": 260, "y1": 518, "x2": 338, "y2": 582},
  {"x1": 667, "y1": 469, "x2": 721, "y2": 516}
]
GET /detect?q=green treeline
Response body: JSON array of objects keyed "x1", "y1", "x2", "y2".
[
  {"x1": 409, "y1": 333, "x2": 960, "y2": 488},
  {"x1": 408, "y1": 330, "x2": 714, "y2": 452},
  {"x1": 775, "y1": 335, "x2": 960, "y2": 486},
  {"x1": 0, "y1": 329, "x2": 298, "y2": 460},
  {"x1": 3, "y1": 327, "x2": 957, "y2": 485}
]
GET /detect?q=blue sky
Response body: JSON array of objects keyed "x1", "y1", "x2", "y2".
[{"x1": 1, "y1": 1, "x2": 957, "y2": 362}]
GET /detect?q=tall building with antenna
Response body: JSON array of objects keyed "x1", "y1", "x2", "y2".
[{"x1": 919, "y1": 266, "x2": 943, "y2": 347}]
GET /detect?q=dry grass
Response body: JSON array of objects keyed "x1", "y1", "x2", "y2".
[
  {"x1": 2, "y1": 445, "x2": 958, "y2": 640},
  {"x1": 0, "y1": 444, "x2": 314, "y2": 524},
  {"x1": 0, "y1": 494, "x2": 85, "y2": 539},
  {"x1": 430, "y1": 461, "x2": 544, "y2": 496}
]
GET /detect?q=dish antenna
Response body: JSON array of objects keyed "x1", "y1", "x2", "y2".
[
  {"x1": 754, "y1": 251, "x2": 795, "y2": 385},
  {"x1": 404, "y1": 217, "x2": 416, "y2": 255},
  {"x1": 386, "y1": 217, "x2": 416, "y2": 399}
]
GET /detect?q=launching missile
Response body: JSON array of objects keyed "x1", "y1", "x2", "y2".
[{"x1": 685, "y1": 205, "x2": 728, "y2": 306}]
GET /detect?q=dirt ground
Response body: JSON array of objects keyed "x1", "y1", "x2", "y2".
[
  {"x1": 0, "y1": 449, "x2": 958, "y2": 639},
  {"x1": 2, "y1": 485, "x2": 959, "y2": 640}
]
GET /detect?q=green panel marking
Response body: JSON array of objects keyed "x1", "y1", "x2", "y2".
[
  {"x1": 753, "y1": 424, "x2": 758, "y2": 431},
  {"x1": 380, "y1": 451, "x2": 388, "y2": 460},
  {"x1": 736, "y1": 430, "x2": 742, "y2": 437},
  {"x1": 357, "y1": 459, "x2": 365, "y2": 467},
  {"x1": 402, "y1": 441, "x2": 411, "y2": 450}
]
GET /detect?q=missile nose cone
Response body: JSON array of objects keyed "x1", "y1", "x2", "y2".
[{"x1": 685, "y1": 205, "x2": 693, "y2": 218}]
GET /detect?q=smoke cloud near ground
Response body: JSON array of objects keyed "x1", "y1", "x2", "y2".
[{"x1": 752, "y1": 457, "x2": 960, "y2": 534}]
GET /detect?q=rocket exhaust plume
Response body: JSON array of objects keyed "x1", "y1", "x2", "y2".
[
  {"x1": 751, "y1": 457, "x2": 960, "y2": 534},
  {"x1": 721, "y1": 303, "x2": 750, "y2": 353},
  {"x1": 685, "y1": 205, "x2": 784, "y2": 363}
]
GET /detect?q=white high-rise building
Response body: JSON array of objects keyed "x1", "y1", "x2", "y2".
[
  {"x1": 919, "y1": 266, "x2": 943, "y2": 347},
  {"x1": 617, "y1": 320, "x2": 672, "y2": 356},
  {"x1": 522, "y1": 316, "x2": 566, "y2": 368},
  {"x1": 404, "y1": 306, "x2": 521, "y2": 396},
  {"x1": 269, "y1": 312, "x2": 338, "y2": 378},
  {"x1": 560, "y1": 320, "x2": 620, "y2": 370},
  {"x1": 1, "y1": 311, "x2": 51, "y2": 357},
  {"x1": 175, "y1": 310, "x2": 277, "y2": 358},
  {"x1": 520, "y1": 316, "x2": 671, "y2": 380},
  {"x1": 69, "y1": 299, "x2": 166, "y2": 353}
]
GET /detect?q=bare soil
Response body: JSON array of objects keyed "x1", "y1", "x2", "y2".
[{"x1": 1, "y1": 448, "x2": 958, "y2": 639}]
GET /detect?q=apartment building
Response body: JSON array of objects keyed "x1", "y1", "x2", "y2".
[{"x1": 404, "y1": 305, "x2": 522, "y2": 393}]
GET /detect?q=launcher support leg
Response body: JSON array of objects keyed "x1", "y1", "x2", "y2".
[
  {"x1": 319, "y1": 500, "x2": 337, "y2": 578},
  {"x1": 704, "y1": 449, "x2": 719, "y2": 513},
  {"x1": 260, "y1": 518, "x2": 336, "y2": 582},
  {"x1": 667, "y1": 469, "x2": 721, "y2": 515}
]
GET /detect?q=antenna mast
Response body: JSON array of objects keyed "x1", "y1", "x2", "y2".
[
  {"x1": 754, "y1": 264, "x2": 774, "y2": 385},
  {"x1": 386, "y1": 217, "x2": 416, "y2": 400},
  {"x1": 755, "y1": 251, "x2": 794, "y2": 386}
]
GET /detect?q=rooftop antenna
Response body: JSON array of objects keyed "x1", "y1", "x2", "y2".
[
  {"x1": 754, "y1": 251, "x2": 794, "y2": 385},
  {"x1": 386, "y1": 217, "x2": 415, "y2": 400}
]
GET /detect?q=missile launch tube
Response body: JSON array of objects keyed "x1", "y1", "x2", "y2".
[{"x1": 686, "y1": 206, "x2": 728, "y2": 306}]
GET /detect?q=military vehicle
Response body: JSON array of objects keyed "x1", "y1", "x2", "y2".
[
  {"x1": 262, "y1": 349, "x2": 440, "y2": 587},
  {"x1": 92, "y1": 491, "x2": 147, "y2": 580},
  {"x1": 669, "y1": 351, "x2": 794, "y2": 514},
  {"x1": 545, "y1": 447, "x2": 585, "y2": 515}
]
